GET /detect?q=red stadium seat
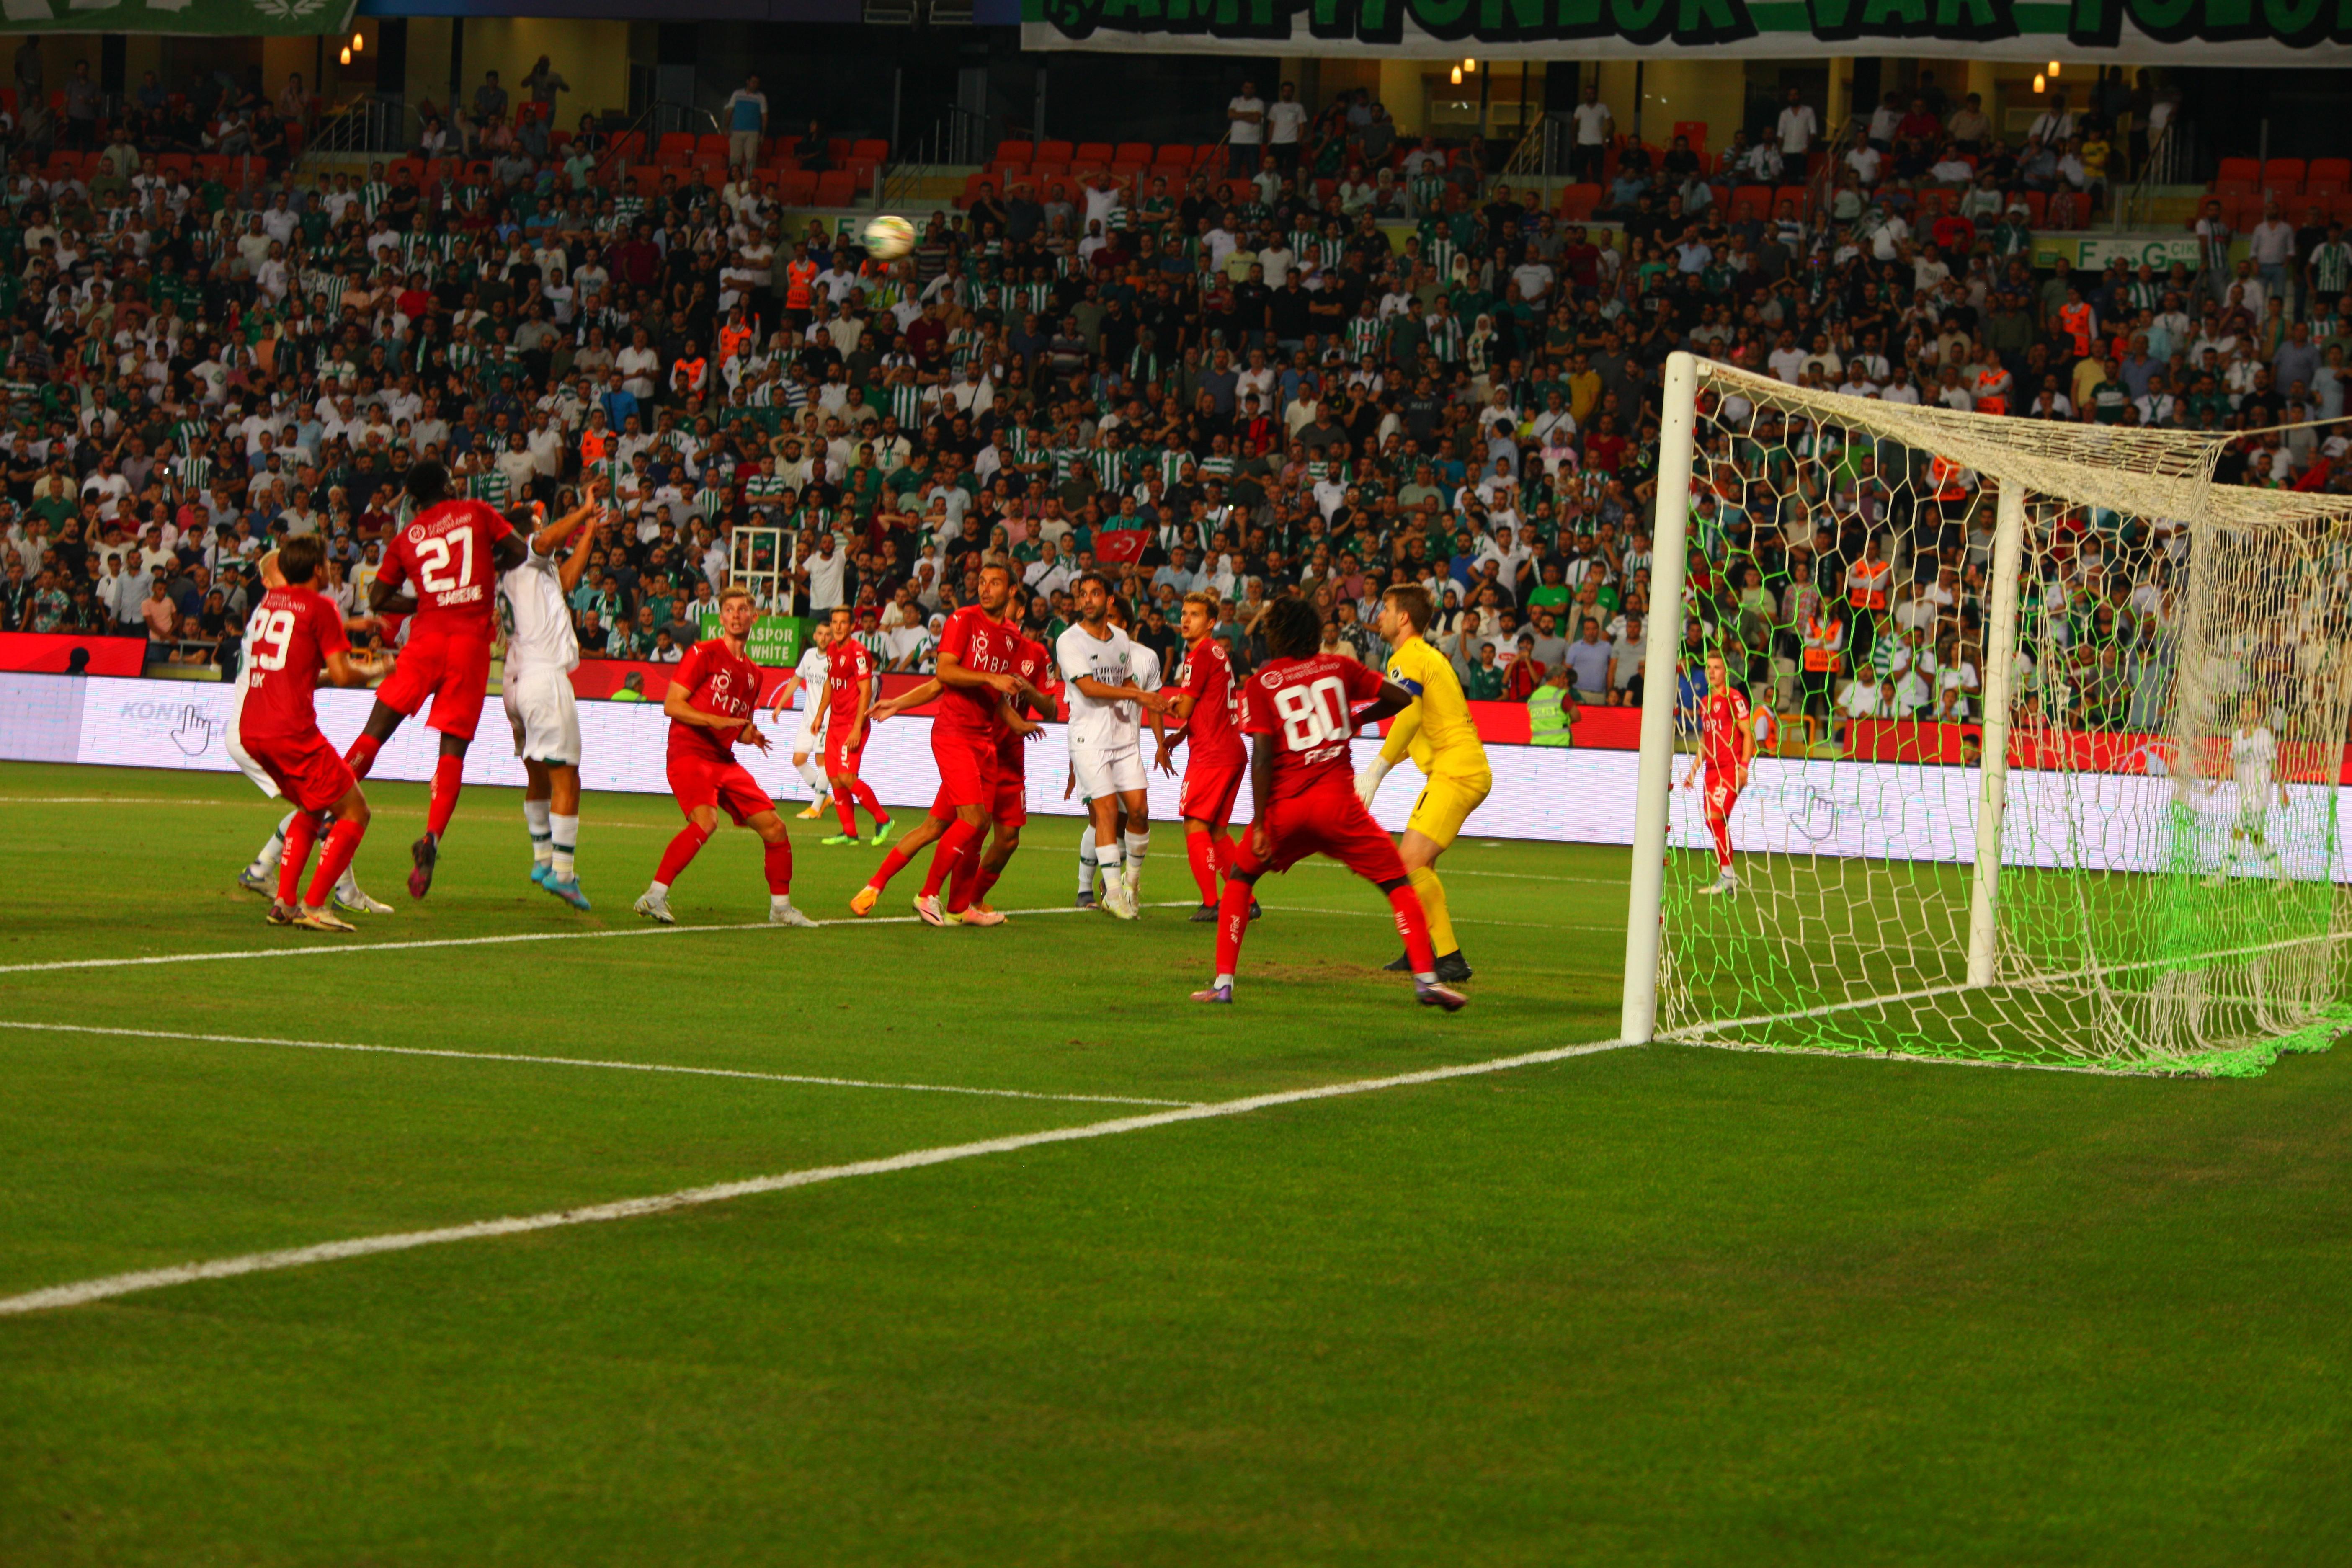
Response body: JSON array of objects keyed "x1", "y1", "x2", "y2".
[
  {"x1": 993, "y1": 138, "x2": 1033, "y2": 164},
  {"x1": 656, "y1": 132, "x2": 696, "y2": 164},
  {"x1": 2310, "y1": 157, "x2": 2351, "y2": 186},
  {"x1": 814, "y1": 170, "x2": 857, "y2": 206},
  {"x1": 1730, "y1": 184, "x2": 1772, "y2": 219},
  {"x1": 851, "y1": 138, "x2": 889, "y2": 163},
  {"x1": 1773, "y1": 183, "x2": 1811, "y2": 217},
  {"x1": 1036, "y1": 139, "x2": 1073, "y2": 163},
  {"x1": 2263, "y1": 157, "x2": 2305, "y2": 191},
  {"x1": 696, "y1": 133, "x2": 729, "y2": 160},
  {"x1": 2214, "y1": 156, "x2": 2259, "y2": 185},
  {"x1": 1074, "y1": 141, "x2": 1114, "y2": 164},
  {"x1": 1672, "y1": 119, "x2": 1708, "y2": 153},
  {"x1": 1155, "y1": 143, "x2": 1195, "y2": 168},
  {"x1": 1556, "y1": 183, "x2": 1599, "y2": 221},
  {"x1": 777, "y1": 170, "x2": 818, "y2": 206},
  {"x1": 1114, "y1": 141, "x2": 1153, "y2": 164}
]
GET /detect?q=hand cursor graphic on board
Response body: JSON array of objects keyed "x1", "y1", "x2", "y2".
[{"x1": 170, "y1": 705, "x2": 214, "y2": 757}]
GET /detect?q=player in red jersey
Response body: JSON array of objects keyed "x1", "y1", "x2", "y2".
[
  {"x1": 1194, "y1": 598, "x2": 1466, "y2": 1010},
  {"x1": 358, "y1": 459, "x2": 529, "y2": 899},
  {"x1": 235, "y1": 537, "x2": 393, "y2": 932},
  {"x1": 1678, "y1": 649, "x2": 1757, "y2": 895},
  {"x1": 1157, "y1": 588, "x2": 1254, "y2": 921},
  {"x1": 849, "y1": 561, "x2": 1036, "y2": 926},
  {"x1": 818, "y1": 605, "x2": 894, "y2": 847},
  {"x1": 853, "y1": 585, "x2": 1055, "y2": 924},
  {"x1": 632, "y1": 585, "x2": 817, "y2": 927}
]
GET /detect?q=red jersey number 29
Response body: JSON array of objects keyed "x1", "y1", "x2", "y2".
[
  {"x1": 415, "y1": 528, "x2": 475, "y2": 595},
  {"x1": 1275, "y1": 677, "x2": 1350, "y2": 751},
  {"x1": 249, "y1": 608, "x2": 297, "y2": 671}
]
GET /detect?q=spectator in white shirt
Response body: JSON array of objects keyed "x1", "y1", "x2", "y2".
[
  {"x1": 1776, "y1": 89, "x2": 1819, "y2": 157},
  {"x1": 1225, "y1": 80, "x2": 1265, "y2": 176}
]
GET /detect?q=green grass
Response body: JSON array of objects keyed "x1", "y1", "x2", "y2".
[{"x1": 1, "y1": 759, "x2": 2347, "y2": 1565}]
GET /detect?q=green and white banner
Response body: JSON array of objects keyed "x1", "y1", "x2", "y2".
[
  {"x1": 0, "y1": 0, "x2": 356, "y2": 36},
  {"x1": 1022, "y1": 0, "x2": 2352, "y2": 64}
]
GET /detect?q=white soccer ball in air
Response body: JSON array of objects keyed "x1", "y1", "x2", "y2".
[{"x1": 863, "y1": 215, "x2": 916, "y2": 260}]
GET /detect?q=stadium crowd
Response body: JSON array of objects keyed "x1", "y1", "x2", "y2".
[{"x1": 1, "y1": 57, "x2": 2348, "y2": 746}]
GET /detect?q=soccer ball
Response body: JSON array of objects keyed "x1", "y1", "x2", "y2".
[{"x1": 863, "y1": 215, "x2": 916, "y2": 260}]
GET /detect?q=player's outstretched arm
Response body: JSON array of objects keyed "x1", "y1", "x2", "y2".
[
  {"x1": 872, "y1": 678, "x2": 944, "y2": 722},
  {"x1": 936, "y1": 651, "x2": 1019, "y2": 695},
  {"x1": 322, "y1": 646, "x2": 388, "y2": 688}
]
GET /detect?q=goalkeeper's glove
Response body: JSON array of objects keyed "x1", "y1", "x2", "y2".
[{"x1": 1354, "y1": 756, "x2": 1393, "y2": 807}]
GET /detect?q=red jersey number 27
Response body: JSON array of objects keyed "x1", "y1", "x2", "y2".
[
  {"x1": 415, "y1": 528, "x2": 476, "y2": 595},
  {"x1": 1275, "y1": 677, "x2": 1349, "y2": 751}
]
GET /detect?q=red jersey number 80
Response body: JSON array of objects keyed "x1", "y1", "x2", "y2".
[{"x1": 1274, "y1": 676, "x2": 1350, "y2": 752}]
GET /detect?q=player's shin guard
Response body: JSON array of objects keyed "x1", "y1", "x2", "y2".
[
  {"x1": 426, "y1": 753, "x2": 464, "y2": 838},
  {"x1": 343, "y1": 732, "x2": 382, "y2": 780},
  {"x1": 796, "y1": 758, "x2": 827, "y2": 794},
  {"x1": 1210, "y1": 833, "x2": 1234, "y2": 877},
  {"x1": 550, "y1": 814, "x2": 578, "y2": 882},
  {"x1": 305, "y1": 819, "x2": 366, "y2": 909},
  {"x1": 1122, "y1": 829, "x2": 1148, "y2": 891},
  {"x1": 276, "y1": 812, "x2": 320, "y2": 906},
  {"x1": 970, "y1": 865, "x2": 1002, "y2": 906},
  {"x1": 655, "y1": 821, "x2": 711, "y2": 885},
  {"x1": 1186, "y1": 830, "x2": 1218, "y2": 904},
  {"x1": 1708, "y1": 812, "x2": 1733, "y2": 873},
  {"x1": 524, "y1": 799, "x2": 553, "y2": 867},
  {"x1": 763, "y1": 837, "x2": 793, "y2": 895},
  {"x1": 868, "y1": 846, "x2": 913, "y2": 892},
  {"x1": 1382, "y1": 880, "x2": 1439, "y2": 977},
  {"x1": 834, "y1": 791, "x2": 861, "y2": 838},
  {"x1": 852, "y1": 780, "x2": 887, "y2": 827},
  {"x1": 1077, "y1": 825, "x2": 1097, "y2": 893},
  {"x1": 250, "y1": 812, "x2": 295, "y2": 876},
  {"x1": 1408, "y1": 866, "x2": 1458, "y2": 957},
  {"x1": 921, "y1": 817, "x2": 982, "y2": 897}
]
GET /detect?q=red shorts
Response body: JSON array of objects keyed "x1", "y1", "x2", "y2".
[
  {"x1": 1180, "y1": 760, "x2": 1246, "y2": 828},
  {"x1": 1705, "y1": 775, "x2": 1741, "y2": 819},
  {"x1": 242, "y1": 727, "x2": 357, "y2": 814},
  {"x1": 669, "y1": 752, "x2": 775, "y2": 826},
  {"x1": 823, "y1": 724, "x2": 866, "y2": 779},
  {"x1": 1232, "y1": 780, "x2": 1406, "y2": 882},
  {"x1": 375, "y1": 622, "x2": 493, "y2": 739},
  {"x1": 931, "y1": 724, "x2": 999, "y2": 810}
]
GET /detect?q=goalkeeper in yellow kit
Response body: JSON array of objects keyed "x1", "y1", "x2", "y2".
[{"x1": 1354, "y1": 583, "x2": 1491, "y2": 983}]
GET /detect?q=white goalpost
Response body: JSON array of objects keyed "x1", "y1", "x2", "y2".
[{"x1": 1621, "y1": 351, "x2": 2352, "y2": 1076}]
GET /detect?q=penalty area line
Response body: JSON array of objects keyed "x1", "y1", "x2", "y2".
[
  {"x1": 0, "y1": 901, "x2": 1202, "y2": 976},
  {"x1": 0, "y1": 1021, "x2": 1195, "y2": 1108},
  {"x1": 0, "y1": 1037, "x2": 1639, "y2": 1318}
]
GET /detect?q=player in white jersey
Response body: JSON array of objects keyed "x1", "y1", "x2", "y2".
[
  {"x1": 1055, "y1": 573, "x2": 1165, "y2": 918},
  {"x1": 773, "y1": 618, "x2": 835, "y2": 818},
  {"x1": 2211, "y1": 696, "x2": 2288, "y2": 885},
  {"x1": 235, "y1": 549, "x2": 396, "y2": 913},
  {"x1": 500, "y1": 485, "x2": 608, "y2": 908}
]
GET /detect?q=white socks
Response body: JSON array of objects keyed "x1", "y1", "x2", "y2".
[
  {"x1": 525, "y1": 799, "x2": 553, "y2": 867},
  {"x1": 1123, "y1": 829, "x2": 1148, "y2": 891},
  {"x1": 1096, "y1": 841, "x2": 1123, "y2": 880},
  {"x1": 1078, "y1": 825, "x2": 1098, "y2": 892},
  {"x1": 550, "y1": 813, "x2": 578, "y2": 882},
  {"x1": 797, "y1": 757, "x2": 828, "y2": 794},
  {"x1": 250, "y1": 811, "x2": 296, "y2": 875},
  {"x1": 647, "y1": 879, "x2": 670, "y2": 899}
]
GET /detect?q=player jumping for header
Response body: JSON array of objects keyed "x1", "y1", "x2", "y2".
[
  {"x1": 1680, "y1": 648, "x2": 1757, "y2": 895},
  {"x1": 1193, "y1": 598, "x2": 1465, "y2": 1010}
]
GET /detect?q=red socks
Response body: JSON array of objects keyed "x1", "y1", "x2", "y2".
[
  {"x1": 655, "y1": 822, "x2": 711, "y2": 885},
  {"x1": 867, "y1": 846, "x2": 912, "y2": 893},
  {"x1": 833, "y1": 791, "x2": 861, "y2": 837},
  {"x1": 763, "y1": 837, "x2": 793, "y2": 895},
  {"x1": 1708, "y1": 812, "x2": 1733, "y2": 873},
  {"x1": 1213, "y1": 875, "x2": 1253, "y2": 975},
  {"x1": 426, "y1": 753, "x2": 464, "y2": 838},
  {"x1": 947, "y1": 831, "x2": 985, "y2": 914},
  {"x1": 921, "y1": 818, "x2": 981, "y2": 897},
  {"x1": 343, "y1": 732, "x2": 382, "y2": 780},
  {"x1": 1187, "y1": 830, "x2": 1218, "y2": 905},
  {"x1": 969, "y1": 864, "x2": 1002, "y2": 907},
  {"x1": 306, "y1": 819, "x2": 366, "y2": 908},
  {"x1": 1387, "y1": 884, "x2": 1437, "y2": 975},
  {"x1": 1211, "y1": 833, "x2": 1234, "y2": 878},
  {"x1": 854, "y1": 782, "x2": 887, "y2": 828},
  {"x1": 276, "y1": 813, "x2": 319, "y2": 905}
]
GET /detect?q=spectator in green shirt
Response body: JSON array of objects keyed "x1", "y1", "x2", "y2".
[{"x1": 1462, "y1": 642, "x2": 1505, "y2": 701}]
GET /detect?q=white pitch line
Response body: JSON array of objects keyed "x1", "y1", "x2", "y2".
[
  {"x1": 1290, "y1": 860, "x2": 1625, "y2": 887},
  {"x1": 0, "y1": 1021, "x2": 1193, "y2": 1108},
  {"x1": 0, "y1": 796, "x2": 240, "y2": 806},
  {"x1": 0, "y1": 901, "x2": 1202, "y2": 977},
  {"x1": 0, "y1": 1037, "x2": 1639, "y2": 1318}
]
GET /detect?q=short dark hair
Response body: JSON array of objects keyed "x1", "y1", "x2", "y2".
[
  {"x1": 1263, "y1": 596, "x2": 1323, "y2": 661},
  {"x1": 405, "y1": 459, "x2": 448, "y2": 506},
  {"x1": 278, "y1": 535, "x2": 324, "y2": 585},
  {"x1": 1073, "y1": 570, "x2": 1110, "y2": 598}
]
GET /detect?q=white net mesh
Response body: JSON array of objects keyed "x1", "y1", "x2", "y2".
[{"x1": 1651, "y1": 359, "x2": 2352, "y2": 1076}]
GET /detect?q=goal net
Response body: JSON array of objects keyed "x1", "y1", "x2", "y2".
[{"x1": 1623, "y1": 354, "x2": 2352, "y2": 1077}]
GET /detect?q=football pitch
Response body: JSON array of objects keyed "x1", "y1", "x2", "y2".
[{"x1": 2, "y1": 758, "x2": 2347, "y2": 1565}]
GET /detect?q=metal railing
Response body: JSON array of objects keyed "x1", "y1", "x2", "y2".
[
  {"x1": 294, "y1": 94, "x2": 418, "y2": 175},
  {"x1": 587, "y1": 101, "x2": 722, "y2": 190}
]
